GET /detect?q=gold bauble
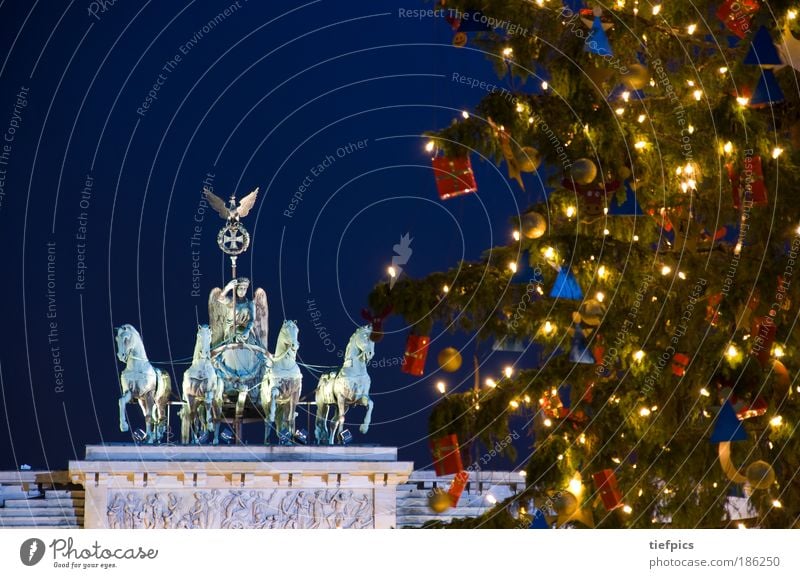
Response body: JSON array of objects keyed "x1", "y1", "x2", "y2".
[
  {"x1": 745, "y1": 460, "x2": 776, "y2": 490},
  {"x1": 570, "y1": 158, "x2": 597, "y2": 185},
  {"x1": 453, "y1": 32, "x2": 467, "y2": 47},
  {"x1": 552, "y1": 491, "x2": 578, "y2": 517},
  {"x1": 437, "y1": 347, "x2": 463, "y2": 372},
  {"x1": 428, "y1": 488, "x2": 452, "y2": 513},
  {"x1": 579, "y1": 298, "x2": 606, "y2": 326},
  {"x1": 518, "y1": 146, "x2": 542, "y2": 172},
  {"x1": 521, "y1": 211, "x2": 547, "y2": 239},
  {"x1": 621, "y1": 64, "x2": 650, "y2": 91}
]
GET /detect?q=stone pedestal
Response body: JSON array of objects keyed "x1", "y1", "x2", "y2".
[{"x1": 69, "y1": 445, "x2": 413, "y2": 529}]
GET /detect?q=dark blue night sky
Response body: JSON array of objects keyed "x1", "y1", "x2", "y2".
[{"x1": 0, "y1": 1, "x2": 546, "y2": 471}]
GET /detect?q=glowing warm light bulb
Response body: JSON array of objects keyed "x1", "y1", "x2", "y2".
[
  {"x1": 544, "y1": 246, "x2": 555, "y2": 259},
  {"x1": 485, "y1": 378, "x2": 497, "y2": 388},
  {"x1": 544, "y1": 321, "x2": 553, "y2": 334},
  {"x1": 678, "y1": 271, "x2": 686, "y2": 280},
  {"x1": 772, "y1": 147, "x2": 784, "y2": 159},
  {"x1": 516, "y1": 103, "x2": 524, "y2": 113},
  {"x1": 633, "y1": 350, "x2": 645, "y2": 362},
  {"x1": 508, "y1": 261, "x2": 518, "y2": 273},
  {"x1": 634, "y1": 140, "x2": 647, "y2": 150},
  {"x1": 639, "y1": 407, "x2": 651, "y2": 417},
  {"x1": 736, "y1": 96, "x2": 749, "y2": 106},
  {"x1": 568, "y1": 474, "x2": 583, "y2": 496},
  {"x1": 622, "y1": 91, "x2": 631, "y2": 102},
  {"x1": 425, "y1": 140, "x2": 435, "y2": 152},
  {"x1": 486, "y1": 494, "x2": 498, "y2": 505},
  {"x1": 598, "y1": 265, "x2": 607, "y2": 278},
  {"x1": 700, "y1": 388, "x2": 710, "y2": 397},
  {"x1": 723, "y1": 141, "x2": 733, "y2": 154},
  {"x1": 541, "y1": 81, "x2": 548, "y2": 90},
  {"x1": 795, "y1": 223, "x2": 800, "y2": 236},
  {"x1": 519, "y1": 470, "x2": 527, "y2": 478},
  {"x1": 566, "y1": 205, "x2": 576, "y2": 218},
  {"x1": 502, "y1": 47, "x2": 513, "y2": 57},
  {"x1": 770, "y1": 415, "x2": 783, "y2": 427},
  {"x1": 543, "y1": 418, "x2": 553, "y2": 427},
  {"x1": 687, "y1": 23, "x2": 697, "y2": 35},
  {"x1": 772, "y1": 499, "x2": 783, "y2": 508},
  {"x1": 719, "y1": 66, "x2": 728, "y2": 74},
  {"x1": 693, "y1": 89, "x2": 702, "y2": 101},
  {"x1": 387, "y1": 266, "x2": 397, "y2": 278},
  {"x1": 637, "y1": 114, "x2": 646, "y2": 123},
  {"x1": 436, "y1": 381, "x2": 446, "y2": 394},
  {"x1": 622, "y1": 505, "x2": 633, "y2": 514},
  {"x1": 652, "y1": 4, "x2": 661, "y2": 15},
  {"x1": 615, "y1": 107, "x2": 625, "y2": 116},
  {"x1": 660, "y1": 265, "x2": 671, "y2": 276},
  {"x1": 603, "y1": 228, "x2": 610, "y2": 236},
  {"x1": 773, "y1": 345, "x2": 785, "y2": 358},
  {"x1": 442, "y1": 284, "x2": 450, "y2": 294},
  {"x1": 789, "y1": 9, "x2": 798, "y2": 20},
  {"x1": 726, "y1": 345, "x2": 738, "y2": 359},
  {"x1": 504, "y1": 366, "x2": 514, "y2": 378},
  {"x1": 737, "y1": 523, "x2": 747, "y2": 529},
  {"x1": 633, "y1": 235, "x2": 639, "y2": 242},
  {"x1": 596, "y1": 292, "x2": 605, "y2": 303},
  {"x1": 461, "y1": 110, "x2": 469, "y2": 119},
  {"x1": 509, "y1": 400, "x2": 520, "y2": 409}
]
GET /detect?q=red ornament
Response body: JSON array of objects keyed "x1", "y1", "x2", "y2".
[
  {"x1": 401, "y1": 333, "x2": 430, "y2": 376},
  {"x1": 561, "y1": 178, "x2": 620, "y2": 220},
  {"x1": 728, "y1": 154, "x2": 767, "y2": 208},
  {"x1": 750, "y1": 316, "x2": 776, "y2": 367},
  {"x1": 360, "y1": 305, "x2": 393, "y2": 342},
  {"x1": 736, "y1": 396, "x2": 768, "y2": 420},
  {"x1": 447, "y1": 471, "x2": 470, "y2": 507},
  {"x1": 592, "y1": 469, "x2": 623, "y2": 511},
  {"x1": 672, "y1": 352, "x2": 690, "y2": 376},
  {"x1": 430, "y1": 434, "x2": 464, "y2": 476},
  {"x1": 432, "y1": 156, "x2": 477, "y2": 200},
  {"x1": 716, "y1": 0, "x2": 760, "y2": 39},
  {"x1": 706, "y1": 292, "x2": 723, "y2": 325}
]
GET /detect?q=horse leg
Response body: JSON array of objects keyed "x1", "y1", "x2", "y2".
[
  {"x1": 359, "y1": 396, "x2": 374, "y2": 435},
  {"x1": 332, "y1": 397, "x2": 346, "y2": 445},
  {"x1": 180, "y1": 398, "x2": 190, "y2": 445},
  {"x1": 314, "y1": 403, "x2": 328, "y2": 445},
  {"x1": 119, "y1": 390, "x2": 132, "y2": 432},
  {"x1": 139, "y1": 398, "x2": 154, "y2": 443}
]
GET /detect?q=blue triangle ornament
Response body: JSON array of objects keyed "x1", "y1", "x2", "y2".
[
  {"x1": 743, "y1": 26, "x2": 783, "y2": 67},
  {"x1": 608, "y1": 179, "x2": 644, "y2": 216},
  {"x1": 550, "y1": 267, "x2": 583, "y2": 300},
  {"x1": 585, "y1": 16, "x2": 613, "y2": 56},
  {"x1": 529, "y1": 508, "x2": 551, "y2": 529},
  {"x1": 569, "y1": 324, "x2": 596, "y2": 364},
  {"x1": 750, "y1": 69, "x2": 784, "y2": 107},
  {"x1": 710, "y1": 401, "x2": 748, "y2": 443}
]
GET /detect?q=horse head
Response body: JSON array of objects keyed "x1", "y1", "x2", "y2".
[
  {"x1": 273, "y1": 319, "x2": 299, "y2": 359},
  {"x1": 348, "y1": 324, "x2": 374, "y2": 365},
  {"x1": 195, "y1": 324, "x2": 213, "y2": 360},
  {"x1": 115, "y1": 324, "x2": 140, "y2": 363}
]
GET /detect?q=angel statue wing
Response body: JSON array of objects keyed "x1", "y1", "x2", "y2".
[
  {"x1": 208, "y1": 287, "x2": 228, "y2": 347},
  {"x1": 236, "y1": 187, "x2": 259, "y2": 218},
  {"x1": 253, "y1": 288, "x2": 269, "y2": 349},
  {"x1": 204, "y1": 188, "x2": 230, "y2": 220}
]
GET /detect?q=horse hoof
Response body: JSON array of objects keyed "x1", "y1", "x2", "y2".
[
  {"x1": 359, "y1": 426, "x2": 369, "y2": 434},
  {"x1": 120, "y1": 423, "x2": 129, "y2": 433}
]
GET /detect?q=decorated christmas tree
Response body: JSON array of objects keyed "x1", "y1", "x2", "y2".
[{"x1": 369, "y1": 1, "x2": 800, "y2": 528}]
